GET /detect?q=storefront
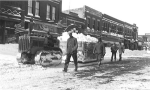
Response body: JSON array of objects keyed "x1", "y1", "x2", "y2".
[
  {"x1": 0, "y1": 5, "x2": 22, "y2": 44},
  {"x1": 0, "y1": 20, "x2": 21, "y2": 44}
]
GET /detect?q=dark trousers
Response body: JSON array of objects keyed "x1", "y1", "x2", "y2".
[
  {"x1": 111, "y1": 52, "x2": 116, "y2": 61},
  {"x1": 64, "y1": 53, "x2": 78, "y2": 71},
  {"x1": 96, "y1": 54, "x2": 103, "y2": 65},
  {"x1": 119, "y1": 53, "x2": 122, "y2": 61}
]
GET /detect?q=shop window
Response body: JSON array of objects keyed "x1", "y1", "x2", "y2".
[
  {"x1": 46, "y1": 5, "x2": 51, "y2": 20},
  {"x1": 35, "y1": 1, "x2": 40, "y2": 17},
  {"x1": 52, "y1": 7, "x2": 56, "y2": 20},
  {"x1": 28, "y1": 0, "x2": 33, "y2": 16}
]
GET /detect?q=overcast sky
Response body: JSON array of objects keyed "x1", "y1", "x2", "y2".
[{"x1": 62, "y1": 0, "x2": 150, "y2": 35}]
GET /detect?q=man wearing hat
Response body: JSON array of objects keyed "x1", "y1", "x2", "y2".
[
  {"x1": 118, "y1": 42, "x2": 125, "y2": 61},
  {"x1": 93, "y1": 37, "x2": 106, "y2": 66},
  {"x1": 110, "y1": 43, "x2": 118, "y2": 62},
  {"x1": 63, "y1": 30, "x2": 78, "y2": 72}
]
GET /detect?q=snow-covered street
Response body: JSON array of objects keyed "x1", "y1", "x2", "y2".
[{"x1": 1, "y1": 44, "x2": 150, "y2": 90}]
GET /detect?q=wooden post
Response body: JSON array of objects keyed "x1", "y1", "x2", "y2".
[{"x1": 29, "y1": 17, "x2": 34, "y2": 36}]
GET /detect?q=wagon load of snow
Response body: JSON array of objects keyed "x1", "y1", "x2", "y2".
[{"x1": 58, "y1": 32, "x2": 98, "y2": 63}]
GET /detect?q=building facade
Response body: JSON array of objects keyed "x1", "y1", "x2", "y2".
[
  {"x1": 139, "y1": 33, "x2": 150, "y2": 50},
  {"x1": 101, "y1": 14, "x2": 125, "y2": 45},
  {"x1": 63, "y1": 6, "x2": 139, "y2": 49},
  {"x1": 58, "y1": 12, "x2": 85, "y2": 33},
  {"x1": 63, "y1": 5, "x2": 103, "y2": 36},
  {"x1": 0, "y1": 0, "x2": 62, "y2": 43},
  {"x1": 0, "y1": 1, "x2": 24, "y2": 43}
]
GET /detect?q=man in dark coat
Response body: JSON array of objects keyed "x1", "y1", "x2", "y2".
[
  {"x1": 93, "y1": 37, "x2": 105, "y2": 66},
  {"x1": 111, "y1": 43, "x2": 118, "y2": 62},
  {"x1": 63, "y1": 31, "x2": 78, "y2": 72}
]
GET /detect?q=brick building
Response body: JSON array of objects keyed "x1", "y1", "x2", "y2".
[
  {"x1": 63, "y1": 5, "x2": 103, "y2": 36},
  {"x1": 0, "y1": 0, "x2": 62, "y2": 44},
  {"x1": 139, "y1": 33, "x2": 150, "y2": 49},
  {"x1": 63, "y1": 6, "x2": 139, "y2": 49},
  {"x1": 58, "y1": 12, "x2": 85, "y2": 33}
]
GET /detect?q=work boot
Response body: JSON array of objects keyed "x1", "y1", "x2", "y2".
[
  {"x1": 98, "y1": 61, "x2": 101, "y2": 67},
  {"x1": 119, "y1": 57, "x2": 122, "y2": 61},
  {"x1": 63, "y1": 69, "x2": 67, "y2": 72},
  {"x1": 63, "y1": 64, "x2": 68, "y2": 72},
  {"x1": 74, "y1": 65, "x2": 78, "y2": 72}
]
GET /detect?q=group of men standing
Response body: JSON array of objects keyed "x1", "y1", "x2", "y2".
[
  {"x1": 110, "y1": 42, "x2": 125, "y2": 62},
  {"x1": 63, "y1": 31, "x2": 125, "y2": 72}
]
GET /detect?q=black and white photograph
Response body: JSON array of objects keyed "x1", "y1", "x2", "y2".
[{"x1": 0, "y1": 0, "x2": 150, "y2": 90}]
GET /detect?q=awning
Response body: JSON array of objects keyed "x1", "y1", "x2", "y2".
[
  {"x1": 64, "y1": 24, "x2": 80, "y2": 32},
  {"x1": 102, "y1": 35, "x2": 123, "y2": 43}
]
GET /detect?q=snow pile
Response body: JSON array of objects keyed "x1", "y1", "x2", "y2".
[
  {"x1": 57, "y1": 32, "x2": 98, "y2": 42},
  {"x1": 0, "y1": 54, "x2": 19, "y2": 67}
]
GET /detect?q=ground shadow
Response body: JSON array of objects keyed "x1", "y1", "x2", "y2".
[{"x1": 74, "y1": 57, "x2": 150, "y2": 84}]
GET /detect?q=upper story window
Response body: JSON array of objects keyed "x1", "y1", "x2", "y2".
[
  {"x1": 97, "y1": 20, "x2": 100, "y2": 30},
  {"x1": 52, "y1": 7, "x2": 56, "y2": 20},
  {"x1": 28, "y1": 0, "x2": 33, "y2": 16},
  {"x1": 93, "y1": 19, "x2": 95, "y2": 29},
  {"x1": 46, "y1": 5, "x2": 51, "y2": 20},
  {"x1": 106, "y1": 23, "x2": 110, "y2": 32},
  {"x1": 111, "y1": 24, "x2": 116, "y2": 33},
  {"x1": 35, "y1": 1, "x2": 40, "y2": 17},
  {"x1": 103, "y1": 21, "x2": 106, "y2": 31},
  {"x1": 117, "y1": 26, "x2": 122, "y2": 34},
  {"x1": 87, "y1": 17, "x2": 90, "y2": 28}
]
